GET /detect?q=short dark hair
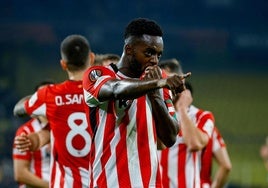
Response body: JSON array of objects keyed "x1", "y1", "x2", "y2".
[
  {"x1": 60, "y1": 34, "x2": 91, "y2": 71},
  {"x1": 159, "y1": 58, "x2": 183, "y2": 75},
  {"x1": 124, "y1": 18, "x2": 163, "y2": 39}
]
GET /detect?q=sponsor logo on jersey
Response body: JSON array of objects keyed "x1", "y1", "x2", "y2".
[{"x1": 89, "y1": 69, "x2": 102, "y2": 82}]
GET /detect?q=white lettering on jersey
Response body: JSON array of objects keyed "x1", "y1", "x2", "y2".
[{"x1": 55, "y1": 94, "x2": 84, "y2": 106}]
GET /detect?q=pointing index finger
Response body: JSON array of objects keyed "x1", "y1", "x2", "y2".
[{"x1": 180, "y1": 72, "x2": 191, "y2": 80}]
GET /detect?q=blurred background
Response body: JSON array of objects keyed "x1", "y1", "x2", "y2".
[{"x1": 0, "y1": 0, "x2": 267, "y2": 187}]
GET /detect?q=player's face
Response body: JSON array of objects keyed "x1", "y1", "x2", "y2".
[{"x1": 130, "y1": 35, "x2": 163, "y2": 75}]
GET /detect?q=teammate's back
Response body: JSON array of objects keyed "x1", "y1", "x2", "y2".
[{"x1": 13, "y1": 34, "x2": 95, "y2": 188}]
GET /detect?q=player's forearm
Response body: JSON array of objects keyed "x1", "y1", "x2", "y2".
[
  {"x1": 178, "y1": 108, "x2": 208, "y2": 151},
  {"x1": 212, "y1": 166, "x2": 231, "y2": 188},
  {"x1": 98, "y1": 78, "x2": 166, "y2": 101},
  {"x1": 27, "y1": 133, "x2": 41, "y2": 151},
  {"x1": 15, "y1": 169, "x2": 49, "y2": 188},
  {"x1": 149, "y1": 95, "x2": 179, "y2": 147},
  {"x1": 37, "y1": 129, "x2": 50, "y2": 149},
  {"x1": 212, "y1": 148, "x2": 232, "y2": 187}
]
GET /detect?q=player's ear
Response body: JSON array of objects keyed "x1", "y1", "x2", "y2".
[
  {"x1": 124, "y1": 44, "x2": 132, "y2": 55},
  {"x1": 89, "y1": 52, "x2": 95, "y2": 66},
  {"x1": 60, "y1": 60, "x2": 67, "y2": 70}
]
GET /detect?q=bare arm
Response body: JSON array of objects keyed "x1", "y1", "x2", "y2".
[
  {"x1": 13, "y1": 95, "x2": 31, "y2": 117},
  {"x1": 144, "y1": 66, "x2": 181, "y2": 147},
  {"x1": 149, "y1": 93, "x2": 179, "y2": 147},
  {"x1": 14, "y1": 129, "x2": 50, "y2": 152},
  {"x1": 98, "y1": 78, "x2": 166, "y2": 101},
  {"x1": 98, "y1": 66, "x2": 190, "y2": 102},
  {"x1": 212, "y1": 147, "x2": 232, "y2": 188},
  {"x1": 98, "y1": 66, "x2": 190, "y2": 147},
  {"x1": 13, "y1": 159, "x2": 49, "y2": 188},
  {"x1": 175, "y1": 90, "x2": 209, "y2": 151}
]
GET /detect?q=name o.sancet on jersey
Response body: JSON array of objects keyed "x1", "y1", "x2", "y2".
[{"x1": 55, "y1": 94, "x2": 84, "y2": 106}]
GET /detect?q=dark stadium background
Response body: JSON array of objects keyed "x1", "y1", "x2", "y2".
[{"x1": 0, "y1": 0, "x2": 267, "y2": 187}]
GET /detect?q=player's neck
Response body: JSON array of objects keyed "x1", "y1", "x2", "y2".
[{"x1": 68, "y1": 70, "x2": 83, "y2": 81}]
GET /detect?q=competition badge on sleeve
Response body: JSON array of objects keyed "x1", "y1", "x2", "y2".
[{"x1": 89, "y1": 69, "x2": 102, "y2": 82}]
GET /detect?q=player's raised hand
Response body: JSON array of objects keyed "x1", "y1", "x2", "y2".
[
  {"x1": 144, "y1": 65, "x2": 162, "y2": 80},
  {"x1": 166, "y1": 72, "x2": 191, "y2": 94}
]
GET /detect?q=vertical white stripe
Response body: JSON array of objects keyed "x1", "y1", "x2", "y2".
[
  {"x1": 185, "y1": 151, "x2": 194, "y2": 188},
  {"x1": 31, "y1": 119, "x2": 50, "y2": 181},
  {"x1": 79, "y1": 167, "x2": 89, "y2": 188},
  {"x1": 31, "y1": 119, "x2": 42, "y2": 131},
  {"x1": 105, "y1": 126, "x2": 120, "y2": 188},
  {"x1": 53, "y1": 162, "x2": 60, "y2": 188},
  {"x1": 145, "y1": 96, "x2": 158, "y2": 186},
  {"x1": 63, "y1": 166, "x2": 73, "y2": 188},
  {"x1": 168, "y1": 146, "x2": 179, "y2": 188},
  {"x1": 127, "y1": 99, "x2": 143, "y2": 187},
  {"x1": 195, "y1": 151, "x2": 202, "y2": 188},
  {"x1": 92, "y1": 110, "x2": 105, "y2": 187}
]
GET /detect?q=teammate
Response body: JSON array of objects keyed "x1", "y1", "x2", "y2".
[
  {"x1": 83, "y1": 18, "x2": 190, "y2": 188},
  {"x1": 13, "y1": 81, "x2": 54, "y2": 188},
  {"x1": 159, "y1": 59, "x2": 232, "y2": 187},
  {"x1": 13, "y1": 34, "x2": 95, "y2": 188},
  {"x1": 158, "y1": 58, "x2": 215, "y2": 188},
  {"x1": 201, "y1": 126, "x2": 232, "y2": 188},
  {"x1": 93, "y1": 53, "x2": 120, "y2": 66}
]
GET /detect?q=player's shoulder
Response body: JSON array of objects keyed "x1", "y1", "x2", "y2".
[
  {"x1": 213, "y1": 126, "x2": 223, "y2": 136},
  {"x1": 191, "y1": 105, "x2": 215, "y2": 120},
  {"x1": 47, "y1": 81, "x2": 78, "y2": 93},
  {"x1": 36, "y1": 82, "x2": 56, "y2": 93},
  {"x1": 84, "y1": 65, "x2": 116, "y2": 83},
  {"x1": 16, "y1": 119, "x2": 35, "y2": 135},
  {"x1": 192, "y1": 105, "x2": 213, "y2": 115},
  {"x1": 84, "y1": 65, "x2": 109, "y2": 74}
]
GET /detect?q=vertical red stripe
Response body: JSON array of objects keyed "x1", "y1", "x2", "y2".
[
  {"x1": 28, "y1": 124, "x2": 42, "y2": 178},
  {"x1": 200, "y1": 135, "x2": 213, "y2": 185},
  {"x1": 89, "y1": 143, "x2": 95, "y2": 188},
  {"x1": 116, "y1": 119, "x2": 131, "y2": 187},
  {"x1": 97, "y1": 102, "x2": 115, "y2": 188},
  {"x1": 196, "y1": 110, "x2": 214, "y2": 129},
  {"x1": 58, "y1": 163, "x2": 65, "y2": 188},
  {"x1": 160, "y1": 150, "x2": 169, "y2": 188},
  {"x1": 193, "y1": 152, "x2": 196, "y2": 188},
  {"x1": 156, "y1": 162, "x2": 162, "y2": 188},
  {"x1": 178, "y1": 144, "x2": 187, "y2": 187},
  {"x1": 33, "y1": 150, "x2": 42, "y2": 178},
  {"x1": 137, "y1": 97, "x2": 151, "y2": 187},
  {"x1": 50, "y1": 161, "x2": 56, "y2": 187},
  {"x1": 71, "y1": 167, "x2": 82, "y2": 187},
  {"x1": 28, "y1": 124, "x2": 43, "y2": 178}
]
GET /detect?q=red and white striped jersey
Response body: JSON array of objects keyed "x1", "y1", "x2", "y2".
[
  {"x1": 158, "y1": 105, "x2": 215, "y2": 188},
  {"x1": 13, "y1": 118, "x2": 50, "y2": 188},
  {"x1": 200, "y1": 127, "x2": 226, "y2": 188},
  {"x1": 24, "y1": 80, "x2": 91, "y2": 188},
  {"x1": 83, "y1": 65, "x2": 176, "y2": 188}
]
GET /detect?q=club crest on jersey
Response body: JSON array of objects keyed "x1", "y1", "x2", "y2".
[{"x1": 89, "y1": 69, "x2": 102, "y2": 81}]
